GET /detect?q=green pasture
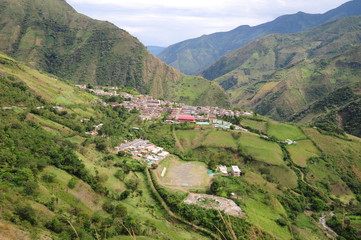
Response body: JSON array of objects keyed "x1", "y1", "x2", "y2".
[
  {"x1": 240, "y1": 118, "x2": 268, "y2": 133},
  {"x1": 268, "y1": 122, "x2": 307, "y2": 140},
  {"x1": 238, "y1": 133, "x2": 284, "y2": 165},
  {"x1": 243, "y1": 197, "x2": 292, "y2": 240},
  {"x1": 287, "y1": 140, "x2": 320, "y2": 167}
]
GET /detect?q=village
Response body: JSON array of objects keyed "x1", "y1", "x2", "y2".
[{"x1": 76, "y1": 85, "x2": 253, "y2": 127}]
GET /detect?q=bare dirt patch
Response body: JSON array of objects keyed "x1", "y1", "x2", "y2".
[
  {"x1": 156, "y1": 157, "x2": 211, "y2": 190},
  {"x1": 184, "y1": 193, "x2": 244, "y2": 217},
  {"x1": 0, "y1": 221, "x2": 29, "y2": 240}
]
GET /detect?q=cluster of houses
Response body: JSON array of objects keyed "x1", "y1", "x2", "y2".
[
  {"x1": 211, "y1": 119, "x2": 248, "y2": 131},
  {"x1": 76, "y1": 85, "x2": 253, "y2": 123},
  {"x1": 109, "y1": 93, "x2": 253, "y2": 124},
  {"x1": 114, "y1": 139, "x2": 170, "y2": 165},
  {"x1": 76, "y1": 85, "x2": 119, "y2": 97},
  {"x1": 218, "y1": 165, "x2": 242, "y2": 177},
  {"x1": 85, "y1": 123, "x2": 103, "y2": 136}
]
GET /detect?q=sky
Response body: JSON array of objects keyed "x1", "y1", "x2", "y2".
[{"x1": 66, "y1": 0, "x2": 350, "y2": 47}]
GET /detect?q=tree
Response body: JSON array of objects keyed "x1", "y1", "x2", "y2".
[
  {"x1": 113, "y1": 203, "x2": 128, "y2": 218},
  {"x1": 311, "y1": 197, "x2": 327, "y2": 211},
  {"x1": 96, "y1": 142, "x2": 107, "y2": 152},
  {"x1": 119, "y1": 190, "x2": 131, "y2": 200},
  {"x1": 16, "y1": 205, "x2": 37, "y2": 225}
]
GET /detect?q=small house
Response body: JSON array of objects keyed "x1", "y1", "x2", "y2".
[
  {"x1": 231, "y1": 166, "x2": 241, "y2": 176},
  {"x1": 219, "y1": 166, "x2": 228, "y2": 176},
  {"x1": 178, "y1": 115, "x2": 195, "y2": 122}
]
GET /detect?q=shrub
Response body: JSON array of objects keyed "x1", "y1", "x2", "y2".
[
  {"x1": 68, "y1": 178, "x2": 78, "y2": 189},
  {"x1": 113, "y1": 204, "x2": 128, "y2": 218},
  {"x1": 15, "y1": 205, "x2": 37, "y2": 225},
  {"x1": 42, "y1": 173, "x2": 56, "y2": 183},
  {"x1": 119, "y1": 190, "x2": 131, "y2": 200},
  {"x1": 276, "y1": 218, "x2": 287, "y2": 227},
  {"x1": 114, "y1": 169, "x2": 125, "y2": 181},
  {"x1": 102, "y1": 201, "x2": 115, "y2": 214}
]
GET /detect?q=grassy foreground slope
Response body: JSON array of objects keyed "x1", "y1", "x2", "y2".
[
  {"x1": 0, "y1": 53, "x2": 212, "y2": 240},
  {"x1": 0, "y1": 0, "x2": 229, "y2": 107}
]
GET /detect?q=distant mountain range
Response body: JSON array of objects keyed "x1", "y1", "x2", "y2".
[
  {"x1": 158, "y1": 0, "x2": 361, "y2": 75},
  {"x1": 147, "y1": 46, "x2": 166, "y2": 55},
  {"x1": 0, "y1": 0, "x2": 228, "y2": 107},
  {"x1": 200, "y1": 16, "x2": 361, "y2": 136}
]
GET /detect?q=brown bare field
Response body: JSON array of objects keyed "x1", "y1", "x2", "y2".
[{"x1": 155, "y1": 156, "x2": 211, "y2": 190}]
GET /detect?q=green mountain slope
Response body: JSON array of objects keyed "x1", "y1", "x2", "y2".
[
  {"x1": 291, "y1": 81, "x2": 361, "y2": 137},
  {"x1": 0, "y1": 0, "x2": 228, "y2": 107},
  {"x1": 158, "y1": 0, "x2": 361, "y2": 75},
  {"x1": 199, "y1": 16, "x2": 361, "y2": 131}
]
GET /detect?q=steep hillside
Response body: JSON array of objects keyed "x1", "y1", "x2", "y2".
[
  {"x1": 199, "y1": 16, "x2": 361, "y2": 126},
  {"x1": 158, "y1": 0, "x2": 361, "y2": 75},
  {"x1": 291, "y1": 81, "x2": 361, "y2": 137},
  {"x1": 0, "y1": 0, "x2": 228, "y2": 107}
]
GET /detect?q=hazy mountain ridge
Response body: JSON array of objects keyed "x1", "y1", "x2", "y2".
[
  {"x1": 0, "y1": 0, "x2": 228, "y2": 107},
  {"x1": 158, "y1": 0, "x2": 361, "y2": 75},
  {"x1": 147, "y1": 46, "x2": 166, "y2": 55}
]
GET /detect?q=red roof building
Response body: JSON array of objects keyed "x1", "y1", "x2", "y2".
[{"x1": 178, "y1": 115, "x2": 195, "y2": 122}]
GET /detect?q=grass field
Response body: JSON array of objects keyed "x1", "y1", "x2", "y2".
[
  {"x1": 76, "y1": 146, "x2": 126, "y2": 193},
  {"x1": 202, "y1": 130, "x2": 238, "y2": 149},
  {"x1": 238, "y1": 133, "x2": 284, "y2": 165},
  {"x1": 26, "y1": 113, "x2": 73, "y2": 135},
  {"x1": 155, "y1": 156, "x2": 211, "y2": 190},
  {"x1": 0, "y1": 53, "x2": 97, "y2": 107},
  {"x1": 175, "y1": 129, "x2": 204, "y2": 152},
  {"x1": 286, "y1": 140, "x2": 321, "y2": 167},
  {"x1": 240, "y1": 118, "x2": 268, "y2": 132},
  {"x1": 303, "y1": 128, "x2": 361, "y2": 159},
  {"x1": 268, "y1": 122, "x2": 307, "y2": 140},
  {"x1": 269, "y1": 165, "x2": 298, "y2": 188},
  {"x1": 176, "y1": 129, "x2": 240, "y2": 152},
  {"x1": 243, "y1": 197, "x2": 292, "y2": 240}
]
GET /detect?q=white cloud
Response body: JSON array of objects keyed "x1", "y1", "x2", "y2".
[{"x1": 66, "y1": 0, "x2": 349, "y2": 46}]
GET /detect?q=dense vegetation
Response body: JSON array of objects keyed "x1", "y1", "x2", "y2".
[
  {"x1": 291, "y1": 81, "x2": 361, "y2": 137},
  {"x1": 159, "y1": 0, "x2": 361, "y2": 75}
]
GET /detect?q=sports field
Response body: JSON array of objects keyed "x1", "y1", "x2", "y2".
[{"x1": 155, "y1": 156, "x2": 211, "y2": 190}]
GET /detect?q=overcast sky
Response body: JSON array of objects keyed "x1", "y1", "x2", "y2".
[{"x1": 66, "y1": 0, "x2": 350, "y2": 47}]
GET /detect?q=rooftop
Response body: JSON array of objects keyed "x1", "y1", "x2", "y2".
[{"x1": 231, "y1": 166, "x2": 241, "y2": 173}]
